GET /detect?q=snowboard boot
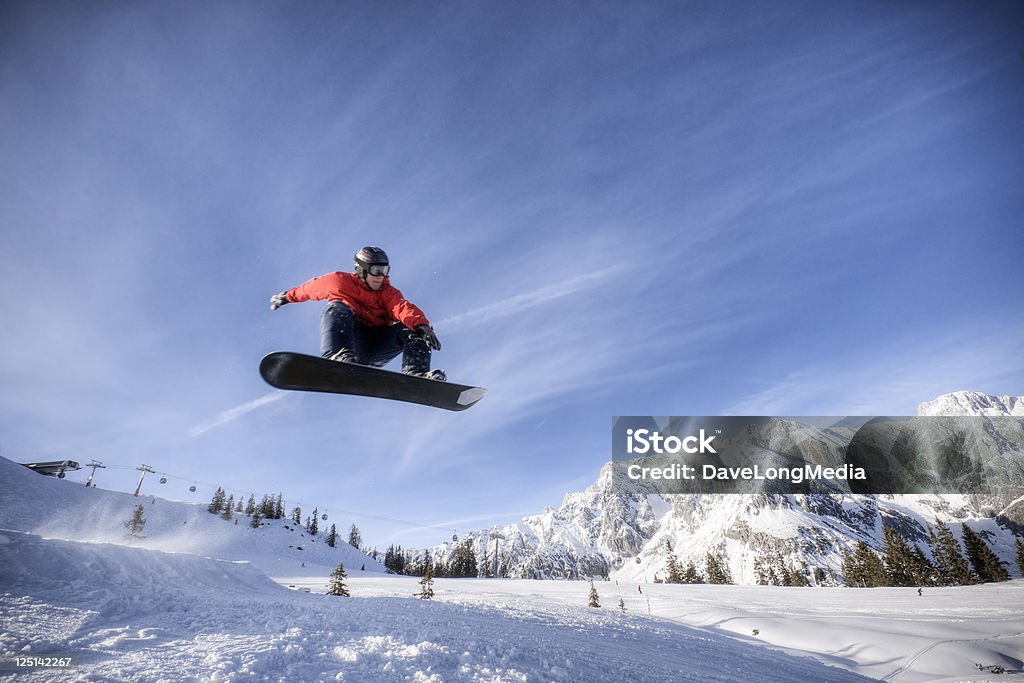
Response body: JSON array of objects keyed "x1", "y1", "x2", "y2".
[
  {"x1": 327, "y1": 348, "x2": 357, "y2": 363},
  {"x1": 405, "y1": 368, "x2": 447, "y2": 382}
]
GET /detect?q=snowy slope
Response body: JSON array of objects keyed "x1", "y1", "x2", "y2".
[
  {"x1": 0, "y1": 454, "x2": 380, "y2": 579},
  {"x1": 0, "y1": 530, "x2": 879, "y2": 682}
]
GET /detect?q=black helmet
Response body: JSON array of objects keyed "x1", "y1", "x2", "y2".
[{"x1": 354, "y1": 246, "x2": 389, "y2": 278}]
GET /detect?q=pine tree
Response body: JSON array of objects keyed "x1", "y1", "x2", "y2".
[
  {"x1": 1015, "y1": 538, "x2": 1024, "y2": 577},
  {"x1": 960, "y1": 524, "x2": 1010, "y2": 583},
  {"x1": 754, "y1": 557, "x2": 770, "y2": 585},
  {"x1": 385, "y1": 545, "x2": 407, "y2": 574},
  {"x1": 665, "y1": 553, "x2": 684, "y2": 584},
  {"x1": 909, "y1": 544, "x2": 936, "y2": 586},
  {"x1": 417, "y1": 561, "x2": 435, "y2": 600},
  {"x1": 840, "y1": 549, "x2": 859, "y2": 586},
  {"x1": 307, "y1": 508, "x2": 319, "y2": 535},
  {"x1": 450, "y1": 539, "x2": 478, "y2": 578},
  {"x1": 786, "y1": 561, "x2": 810, "y2": 587},
  {"x1": 326, "y1": 524, "x2": 337, "y2": 548},
  {"x1": 275, "y1": 494, "x2": 285, "y2": 520},
  {"x1": 250, "y1": 506, "x2": 263, "y2": 529},
  {"x1": 348, "y1": 524, "x2": 362, "y2": 550},
  {"x1": 208, "y1": 487, "x2": 226, "y2": 514},
  {"x1": 861, "y1": 543, "x2": 887, "y2": 587},
  {"x1": 683, "y1": 560, "x2": 704, "y2": 584},
  {"x1": 842, "y1": 541, "x2": 887, "y2": 587},
  {"x1": 587, "y1": 579, "x2": 600, "y2": 608},
  {"x1": 881, "y1": 526, "x2": 918, "y2": 587},
  {"x1": 245, "y1": 494, "x2": 256, "y2": 516},
  {"x1": 327, "y1": 563, "x2": 350, "y2": 597},
  {"x1": 482, "y1": 549, "x2": 494, "y2": 578},
  {"x1": 757, "y1": 554, "x2": 782, "y2": 586},
  {"x1": 771, "y1": 550, "x2": 790, "y2": 586},
  {"x1": 260, "y1": 495, "x2": 275, "y2": 520},
  {"x1": 222, "y1": 495, "x2": 234, "y2": 521},
  {"x1": 706, "y1": 553, "x2": 733, "y2": 585},
  {"x1": 291, "y1": 506, "x2": 302, "y2": 526},
  {"x1": 236, "y1": 498, "x2": 244, "y2": 513},
  {"x1": 929, "y1": 519, "x2": 976, "y2": 586},
  {"x1": 124, "y1": 503, "x2": 147, "y2": 541}
]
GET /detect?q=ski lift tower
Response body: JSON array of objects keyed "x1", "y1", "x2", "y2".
[
  {"x1": 133, "y1": 464, "x2": 156, "y2": 497},
  {"x1": 489, "y1": 531, "x2": 506, "y2": 578},
  {"x1": 84, "y1": 460, "x2": 107, "y2": 487}
]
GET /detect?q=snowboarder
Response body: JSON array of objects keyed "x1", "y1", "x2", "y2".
[{"x1": 269, "y1": 246, "x2": 445, "y2": 380}]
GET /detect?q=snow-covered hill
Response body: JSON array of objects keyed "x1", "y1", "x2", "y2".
[
  {"x1": 0, "y1": 453, "x2": 380, "y2": 579},
  {"x1": 424, "y1": 392, "x2": 1024, "y2": 585}
]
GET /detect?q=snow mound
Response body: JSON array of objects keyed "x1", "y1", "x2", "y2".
[{"x1": 0, "y1": 531, "x2": 874, "y2": 682}]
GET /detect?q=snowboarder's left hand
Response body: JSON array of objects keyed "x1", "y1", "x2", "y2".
[
  {"x1": 270, "y1": 292, "x2": 289, "y2": 311},
  {"x1": 414, "y1": 325, "x2": 442, "y2": 351}
]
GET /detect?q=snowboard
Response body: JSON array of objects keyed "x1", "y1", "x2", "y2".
[{"x1": 259, "y1": 351, "x2": 486, "y2": 411}]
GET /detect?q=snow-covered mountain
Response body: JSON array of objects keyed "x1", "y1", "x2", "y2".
[
  {"x1": 919, "y1": 391, "x2": 1024, "y2": 417},
  {"x1": 426, "y1": 392, "x2": 1024, "y2": 584}
]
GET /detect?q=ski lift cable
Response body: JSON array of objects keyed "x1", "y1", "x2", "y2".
[
  {"x1": 103, "y1": 464, "x2": 243, "y2": 495},
  {"x1": 76, "y1": 461, "x2": 474, "y2": 537}
]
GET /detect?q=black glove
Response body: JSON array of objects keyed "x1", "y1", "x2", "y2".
[
  {"x1": 270, "y1": 292, "x2": 289, "y2": 311},
  {"x1": 414, "y1": 324, "x2": 442, "y2": 351}
]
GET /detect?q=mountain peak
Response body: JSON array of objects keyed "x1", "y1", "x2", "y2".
[{"x1": 917, "y1": 391, "x2": 1024, "y2": 416}]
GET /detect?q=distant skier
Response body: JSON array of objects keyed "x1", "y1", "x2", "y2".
[
  {"x1": 917, "y1": 587, "x2": 922, "y2": 596},
  {"x1": 269, "y1": 246, "x2": 445, "y2": 380}
]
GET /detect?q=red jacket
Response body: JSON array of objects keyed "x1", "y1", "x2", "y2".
[{"x1": 285, "y1": 272, "x2": 430, "y2": 329}]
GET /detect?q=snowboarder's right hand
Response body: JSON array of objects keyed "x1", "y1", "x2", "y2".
[
  {"x1": 270, "y1": 292, "x2": 289, "y2": 311},
  {"x1": 414, "y1": 324, "x2": 442, "y2": 351}
]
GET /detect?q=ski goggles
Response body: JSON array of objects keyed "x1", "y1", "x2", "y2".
[{"x1": 366, "y1": 264, "x2": 390, "y2": 276}]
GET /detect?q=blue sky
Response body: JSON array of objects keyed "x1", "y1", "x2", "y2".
[{"x1": 2, "y1": 1, "x2": 1022, "y2": 548}]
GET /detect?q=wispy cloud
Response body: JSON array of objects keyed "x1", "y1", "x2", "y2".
[
  {"x1": 434, "y1": 265, "x2": 625, "y2": 333},
  {"x1": 187, "y1": 391, "x2": 287, "y2": 438}
]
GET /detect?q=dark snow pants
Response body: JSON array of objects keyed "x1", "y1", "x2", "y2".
[{"x1": 319, "y1": 301, "x2": 431, "y2": 373}]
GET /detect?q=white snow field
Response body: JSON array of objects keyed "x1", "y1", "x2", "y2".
[{"x1": 1, "y1": 456, "x2": 1022, "y2": 682}]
